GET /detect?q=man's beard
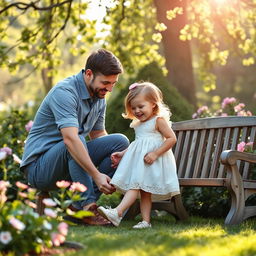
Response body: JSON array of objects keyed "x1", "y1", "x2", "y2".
[{"x1": 89, "y1": 83, "x2": 108, "y2": 99}]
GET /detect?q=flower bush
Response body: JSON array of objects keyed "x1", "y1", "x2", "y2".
[
  {"x1": 0, "y1": 179, "x2": 88, "y2": 255},
  {"x1": 0, "y1": 109, "x2": 33, "y2": 189},
  {"x1": 192, "y1": 97, "x2": 252, "y2": 119},
  {"x1": 237, "y1": 142, "x2": 256, "y2": 154}
]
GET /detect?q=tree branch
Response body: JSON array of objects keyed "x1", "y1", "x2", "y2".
[
  {"x1": 47, "y1": 0, "x2": 72, "y2": 45},
  {"x1": 0, "y1": 0, "x2": 73, "y2": 15}
]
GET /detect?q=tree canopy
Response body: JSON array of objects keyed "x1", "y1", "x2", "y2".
[{"x1": 0, "y1": 0, "x2": 255, "y2": 107}]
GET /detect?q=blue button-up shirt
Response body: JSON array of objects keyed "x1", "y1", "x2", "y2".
[{"x1": 21, "y1": 70, "x2": 106, "y2": 167}]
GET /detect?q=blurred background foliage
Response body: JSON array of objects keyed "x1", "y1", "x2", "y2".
[
  {"x1": 0, "y1": 0, "x2": 255, "y2": 113},
  {"x1": 0, "y1": 0, "x2": 256, "y2": 218}
]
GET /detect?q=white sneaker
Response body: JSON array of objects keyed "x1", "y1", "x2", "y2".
[
  {"x1": 133, "y1": 220, "x2": 152, "y2": 229},
  {"x1": 97, "y1": 206, "x2": 122, "y2": 227}
]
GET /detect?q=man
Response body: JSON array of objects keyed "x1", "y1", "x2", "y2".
[{"x1": 21, "y1": 49, "x2": 129, "y2": 226}]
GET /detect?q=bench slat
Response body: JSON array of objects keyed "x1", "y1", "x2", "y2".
[
  {"x1": 185, "y1": 130, "x2": 198, "y2": 178},
  {"x1": 178, "y1": 131, "x2": 191, "y2": 178},
  {"x1": 179, "y1": 178, "x2": 227, "y2": 187},
  {"x1": 174, "y1": 131, "x2": 184, "y2": 165},
  {"x1": 201, "y1": 129, "x2": 215, "y2": 178},
  {"x1": 218, "y1": 128, "x2": 231, "y2": 178},
  {"x1": 238, "y1": 127, "x2": 249, "y2": 171},
  {"x1": 193, "y1": 130, "x2": 207, "y2": 178},
  {"x1": 173, "y1": 116, "x2": 256, "y2": 131},
  {"x1": 209, "y1": 128, "x2": 224, "y2": 178}
]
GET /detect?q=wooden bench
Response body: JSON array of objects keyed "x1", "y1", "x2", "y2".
[{"x1": 125, "y1": 116, "x2": 256, "y2": 225}]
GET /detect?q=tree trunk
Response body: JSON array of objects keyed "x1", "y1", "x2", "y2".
[
  {"x1": 41, "y1": 66, "x2": 53, "y2": 94},
  {"x1": 153, "y1": 0, "x2": 196, "y2": 106},
  {"x1": 40, "y1": 0, "x2": 54, "y2": 94}
]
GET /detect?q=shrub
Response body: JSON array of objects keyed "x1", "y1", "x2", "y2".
[
  {"x1": 0, "y1": 109, "x2": 32, "y2": 186},
  {"x1": 192, "y1": 97, "x2": 252, "y2": 119},
  {"x1": 0, "y1": 179, "x2": 88, "y2": 255}
]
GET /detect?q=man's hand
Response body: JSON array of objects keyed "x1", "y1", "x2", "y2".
[
  {"x1": 144, "y1": 152, "x2": 158, "y2": 165},
  {"x1": 94, "y1": 173, "x2": 116, "y2": 194},
  {"x1": 111, "y1": 151, "x2": 125, "y2": 168}
]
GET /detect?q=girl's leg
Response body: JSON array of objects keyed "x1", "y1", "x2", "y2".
[
  {"x1": 116, "y1": 189, "x2": 139, "y2": 217},
  {"x1": 140, "y1": 190, "x2": 152, "y2": 223}
]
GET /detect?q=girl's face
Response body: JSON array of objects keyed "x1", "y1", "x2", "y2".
[{"x1": 130, "y1": 94, "x2": 156, "y2": 122}]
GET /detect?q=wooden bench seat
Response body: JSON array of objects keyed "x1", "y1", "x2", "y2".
[{"x1": 125, "y1": 116, "x2": 256, "y2": 225}]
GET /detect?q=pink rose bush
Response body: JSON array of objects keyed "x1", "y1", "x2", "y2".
[
  {"x1": 0, "y1": 179, "x2": 87, "y2": 254},
  {"x1": 237, "y1": 142, "x2": 255, "y2": 153},
  {"x1": 192, "y1": 97, "x2": 253, "y2": 119}
]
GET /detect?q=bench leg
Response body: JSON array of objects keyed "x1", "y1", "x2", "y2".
[
  {"x1": 36, "y1": 191, "x2": 50, "y2": 215},
  {"x1": 152, "y1": 194, "x2": 189, "y2": 221},
  {"x1": 225, "y1": 165, "x2": 245, "y2": 225},
  {"x1": 124, "y1": 195, "x2": 189, "y2": 221}
]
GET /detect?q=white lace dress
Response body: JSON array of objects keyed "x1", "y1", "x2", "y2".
[{"x1": 110, "y1": 116, "x2": 180, "y2": 201}]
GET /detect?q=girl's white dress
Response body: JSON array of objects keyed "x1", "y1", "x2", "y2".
[{"x1": 110, "y1": 116, "x2": 180, "y2": 201}]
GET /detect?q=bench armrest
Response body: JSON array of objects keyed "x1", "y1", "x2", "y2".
[{"x1": 220, "y1": 150, "x2": 256, "y2": 166}]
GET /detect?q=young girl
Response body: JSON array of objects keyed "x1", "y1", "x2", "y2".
[{"x1": 98, "y1": 82, "x2": 180, "y2": 228}]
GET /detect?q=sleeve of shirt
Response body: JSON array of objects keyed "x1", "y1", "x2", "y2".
[
  {"x1": 91, "y1": 103, "x2": 106, "y2": 131},
  {"x1": 50, "y1": 87, "x2": 79, "y2": 130}
]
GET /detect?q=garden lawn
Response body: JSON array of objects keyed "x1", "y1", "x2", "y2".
[{"x1": 65, "y1": 215, "x2": 256, "y2": 256}]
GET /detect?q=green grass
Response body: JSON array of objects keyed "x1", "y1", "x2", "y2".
[{"x1": 64, "y1": 214, "x2": 256, "y2": 256}]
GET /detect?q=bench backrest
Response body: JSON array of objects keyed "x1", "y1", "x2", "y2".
[{"x1": 172, "y1": 116, "x2": 256, "y2": 180}]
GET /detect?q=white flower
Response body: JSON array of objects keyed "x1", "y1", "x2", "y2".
[
  {"x1": 0, "y1": 231, "x2": 12, "y2": 244},
  {"x1": 0, "y1": 151, "x2": 7, "y2": 161},
  {"x1": 42, "y1": 198, "x2": 57, "y2": 207},
  {"x1": 9, "y1": 217, "x2": 25, "y2": 231},
  {"x1": 13, "y1": 154, "x2": 22, "y2": 164},
  {"x1": 43, "y1": 220, "x2": 52, "y2": 230},
  {"x1": 44, "y1": 208, "x2": 57, "y2": 218}
]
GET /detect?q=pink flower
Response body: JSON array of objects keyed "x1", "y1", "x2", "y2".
[
  {"x1": 221, "y1": 97, "x2": 236, "y2": 109},
  {"x1": 0, "y1": 147, "x2": 12, "y2": 155},
  {"x1": 0, "y1": 180, "x2": 10, "y2": 191},
  {"x1": 56, "y1": 180, "x2": 71, "y2": 188},
  {"x1": 51, "y1": 232, "x2": 66, "y2": 247},
  {"x1": 44, "y1": 208, "x2": 57, "y2": 218},
  {"x1": 221, "y1": 113, "x2": 228, "y2": 117},
  {"x1": 0, "y1": 231, "x2": 12, "y2": 244},
  {"x1": 192, "y1": 113, "x2": 197, "y2": 119},
  {"x1": 25, "y1": 200, "x2": 37, "y2": 209},
  {"x1": 70, "y1": 182, "x2": 87, "y2": 192},
  {"x1": 16, "y1": 181, "x2": 28, "y2": 190},
  {"x1": 13, "y1": 154, "x2": 22, "y2": 164},
  {"x1": 234, "y1": 103, "x2": 245, "y2": 112},
  {"x1": 25, "y1": 120, "x2": 34, "y2": 132},
  {"x1": 197, "y1": 106, "x2": 209, "y2": 114},
  {"x1": 9, "y1": 217, "x2": 25, "y2": 231},
  {"x1": 42, "y1": 198, "x2": 57, "y2": 207},
  {"x1": 237, "y1": 142, "x2": 246, "y2": 152},
  {"x1": 58, "y1": 222, "x2": 68, "y2": 236},
  {"x1": 18, "y1": 192, "x2": 28, "y2": 198}
]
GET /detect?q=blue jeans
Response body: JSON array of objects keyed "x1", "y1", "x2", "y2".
[{"x1": 25, "y1": 133, "x2": 129, "y2": 208}]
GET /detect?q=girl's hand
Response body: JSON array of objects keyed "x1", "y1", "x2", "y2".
[
  {"x1": 144, "y1": 152, "x2": 158, "y2": 165},
  {"x1": 111, "y1": 151, "x2": 125, "y2": 168}
]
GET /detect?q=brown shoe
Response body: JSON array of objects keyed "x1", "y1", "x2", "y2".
[
  {"x1": 81, "y1": 204, "x2": 112, "y2": 226},
  {"x1": 64, "y1": 204, "x2": 112, "y2": 226}
]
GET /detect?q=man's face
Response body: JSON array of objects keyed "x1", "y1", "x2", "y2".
[{"x1": 85, "y1": 70, "x2": 119, "y2": 99}]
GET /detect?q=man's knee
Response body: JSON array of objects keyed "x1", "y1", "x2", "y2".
[{"x1": 110, "y1": 133, "x2": 129, "y2": 150}]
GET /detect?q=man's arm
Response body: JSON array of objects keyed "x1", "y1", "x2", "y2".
[
  {"x1": 61, "y1": 127, "x2": 115, "y2": 194},
  {"x1": 89, "y1": 129, "x2": 108, "y2": 140}
]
